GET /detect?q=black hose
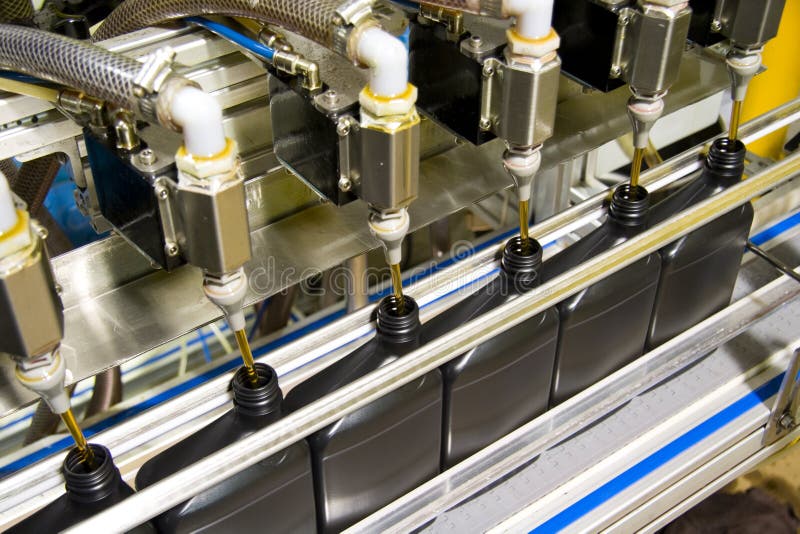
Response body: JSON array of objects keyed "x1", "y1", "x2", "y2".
[{"x1": 84, "y1": 367, "x2": 122, "y2": 419}]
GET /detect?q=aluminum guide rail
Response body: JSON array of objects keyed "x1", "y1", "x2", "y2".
[{"x1": 64, "y1": 149, "x2": 800, "y2": 531}]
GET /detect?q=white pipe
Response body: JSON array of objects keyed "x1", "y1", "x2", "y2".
[
  {"x1": 169, "y1": 86, "x2": 227, "y2": 158},
  {"x1": 0, "y1": 170, "x2": 18, "y2": 235},
  {"x1": 356, "y1": 27, "x2": 409, "y2": 98},
  {"x1": 504, "y1": 0, "x2": 554, "y2": 40}
]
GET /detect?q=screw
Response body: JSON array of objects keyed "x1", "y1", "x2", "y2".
[
  {"x1": 610, "y1": 65, "x2": 622, "y2": 78},
  {"x1": 336, "y1": 118, "x2": 351, "y2": 137},
  {"x1": 779, "y1": 413, "x2": 794, "y2": 429},
  {"x1": 325, "y1": 90, "x2": 338, "y2": 102},
  {"x1": 479, "y1": 118, "x2": 492, "y2": 131},
  {"x1": 166, "y1": 242, "x2": 179, "y2": 257},
  {"x1": 710, "y1": 19, "x2": 722, "y2": 32},
  {"x1": 156, "y1": 186, "x2": 168, "y2": 200},
  {"x1": 620, "y1": 15, "x2": 630, "y2": 26},
  {"x1": 138, "y1": 148, "x2": 157, "y2": 166},
  {"x1": 482, "y1": 64, "x2": 494, "y2": 77},
  {"x1": 470, "y1": 35, "x2": 482, "y2": 46},
  {"x1": 338, "y1": 175, "x2": 352, "y2": 192}
]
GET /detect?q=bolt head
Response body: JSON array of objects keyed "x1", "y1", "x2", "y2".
[
  {"x1": 336, "y1": 119, "x2": 351, "y2": 137},
  {"x1": 482, "y1": 64, "x2": 494, "y2": 77},
  {"x1": 479, "y1": 118, "x2": 492, "y2": 131},
  {"x1": 166, "y1": 243, "x2": 179, "y2": 257},
  {"x1": 138, "y1": 148, "x2": 157, "y2": 166},
  {"x1": 338, "y1": 175, "x2": 352, "y2": 192},
  {"x1": 779, "y1": 413, "x2": 795, "y2": 429},
  {"x1": 610, "y1": 65, "x2": 623, "y2": 78},
  {"x1": 157, "y1": 187, "x2": 168, "y2": 200},
  {"x1": 710, "y1": 19, "x2": 722, "y2": 32}
]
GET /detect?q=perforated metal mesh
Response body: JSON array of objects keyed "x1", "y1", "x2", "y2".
[
  {"x1": 0, "y1": 0, "x2": 33, "y2": 24},
  {"x1": 93, "y1": 0, "x2": 344, "y2": 47},
  {"x1": 0, "y1": 24, "x2": 142, "y2": 111}
]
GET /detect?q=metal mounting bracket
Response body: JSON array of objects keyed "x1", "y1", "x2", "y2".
[{"x1": 763, "y1": 347, "x2": 800, "y2": 446}]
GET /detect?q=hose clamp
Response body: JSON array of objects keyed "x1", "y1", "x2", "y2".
[
  {"x1": 133, "y1": 46, "x2": 178, "y2": 97},
  {"x1": 332, "y1": 0, "x2": 376, "y2": 56},
  {"x1": 133, "y1": 46, "x2": 199, "y2": 126}
]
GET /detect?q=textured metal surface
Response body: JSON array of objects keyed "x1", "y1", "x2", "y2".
[
  {"x1": 0, "y1": 237, "x2": 64, "y2": 359},
  {"x1": 93, "y1": 0, "x2": 346, "y2": 48},
  {"x1": 620, "y1": 3, "x2": 692, "y2": 95},
  {"x1": 719, "y1": 0, "x2": 787, "y2": 49},
  {"x1": 0, "y1": 24, "x2": 144, "y2": 112}
]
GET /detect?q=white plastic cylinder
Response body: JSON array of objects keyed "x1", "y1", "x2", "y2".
[
  {"x1": 170, "y1": 86, "x2": 227, "y2": 158},
  {"x1": 504, "y1": 0, "x2": 554, "y2": 40},
  {"x1": 0, "y1": 170, "x2": 18, "y2": 235},
  {"x1": 356, "y1": 27, "x2": 409, "y2": 97}
]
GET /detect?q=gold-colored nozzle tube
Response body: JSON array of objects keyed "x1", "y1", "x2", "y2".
[
  {"x1": 390, "y1": 263, "x2": 405, "y2": 312},
  {"x1": 729, "y1": 100, "x2": 743, "y2": 141},
  {"x1": 233, "y1": 329, "x2": 259, "y2": 387},
  {"x1": 60, "y1": 408, "x2": 95, "y2": 468},
  {"x1": 629, "y1": 147, "x2": 645, "y2": 188}
]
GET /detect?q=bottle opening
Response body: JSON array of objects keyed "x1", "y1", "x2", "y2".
[
  {"x1": 501, "y1": 236, "x2": 542, "y2": 290},
  {"x1": 63, "y1": 444, "x2": 119, "y2": 504},
  {"x1": 376, "y1": 295, "x2": 421, "y2": 341},
  {"x1": 609, "y1": 184, "x2": 649, "y2": 227},
  {"x1": 232, "y1": 363, "x2": 283, "y2": 417},
  {"x1": 705, "y1": 137, "x2": 746, "y2": 180}
]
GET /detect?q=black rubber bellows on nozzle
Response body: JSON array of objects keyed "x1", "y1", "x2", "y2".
[
  {"x1": 501, "y1": 236, "x2": 543, "y2": 290},
  {"x1": 63, "y1": 444, "x2": 119, "y2": 504},
  {"x1": 232, "y1": 363, "x2": 283, "y2": 418},
  {"x1": 609, "y1": 184, "x2": 649, "y2": 227},
  {"x1": 705, "y1": 137, "x2": 746, "y2": 185},
  {"x1": 376, "y1": 295, "x2": 420, "y2": 343}
]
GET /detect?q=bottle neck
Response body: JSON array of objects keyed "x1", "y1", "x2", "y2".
[
  {"x1": 704, "y1": 137, "x2": 746, "y2": 187},
  {"x1": 500, "y1": 236, "x2": 543, "y2": 293},
  {"x1": 609, "y1": 184, "x2": 649, "y2": 228},
  {"x1": 376, "y1": 295, "x2": 421, "y2": 348},
  {"x1": 63, "y1": 444, "x2": 121, "y2": 504},
  {"x1": 232, "y1": 363, "x2": 284, "y2": 419}
]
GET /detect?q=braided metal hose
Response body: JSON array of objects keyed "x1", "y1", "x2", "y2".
[
  {"x1": 0, "y1": 0, "x2": 33, "y2": 24},
  {"x1": 10, "y1": 154, "x2": 63, "y2": 216},
  {"x1": 93, "y1": 0, "x2": 348, "y2": 49},
  {"x1": 0, "y1": 24, "x2": 145, "y2": 113}
]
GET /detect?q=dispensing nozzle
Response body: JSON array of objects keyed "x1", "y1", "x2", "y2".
[
  {"x1": 626, "y1": 95, "x2": 665, "y2": 188},
  {"x1": 503, "y1": 145, "x2": 542, "y2": 242},
  {"x1": 369, "y1": 208, "x2": 410, "y2": 309},
  {"x1": 726, "y1": 50, "x2": 761, "y2": 141},
  {"x1": 203, "y1": 268, "x2": 259, "y2": 386}
]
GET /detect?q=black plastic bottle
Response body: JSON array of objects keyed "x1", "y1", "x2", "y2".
[
  {"x1": 283, "y1": 296, "x2": 442, "y2": 533},
  {"x1": 9, "y1": 444, "x2": 153, "y2": 533},
  {"x1": 544, "y1": 184, "x2": 661, "y2": 406},
  {"x1": 646, "y1": 137, "x2": 754, "y2": 349},
  {"x1": 135, "y1": 363, "x2": 316, "y2": 533},
  {"x1": 423, "y1": 236, "x2": 559, "y2": 469}
]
